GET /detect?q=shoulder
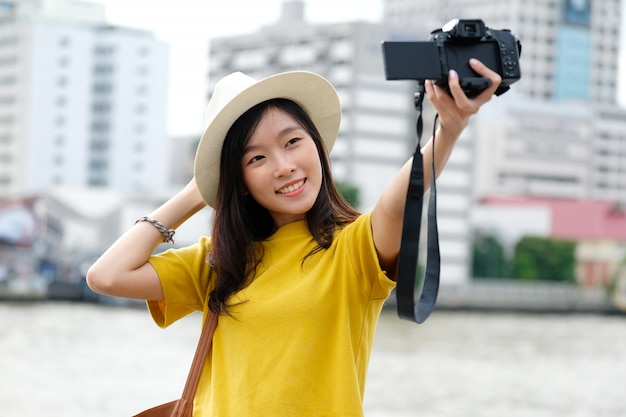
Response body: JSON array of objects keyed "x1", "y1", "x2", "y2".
[
  {"x1": 335, "y1": 212, "x2": 373, "y2": 239},
  {"x1": 332, "y1": 212, "x2": 376, "y2": 256}
]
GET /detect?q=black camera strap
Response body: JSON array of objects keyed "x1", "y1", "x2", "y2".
[{"x1": 396, "y1": 83, "x2": 440, "y2": 323}]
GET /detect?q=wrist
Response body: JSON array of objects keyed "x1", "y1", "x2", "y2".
[
  {"x1": 182, "y1": 178, "x2": 209, "y2": 211},
  {"x1": 135, "y1": 216, "x2": 176, "y2": 244},
  {"x1": 436, "y1": 123, "x2": 465, "y2": 143}
]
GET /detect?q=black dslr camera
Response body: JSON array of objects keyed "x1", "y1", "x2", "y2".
[{"x1": 382, "y1": 19, "x2": 521, "y2": 97}]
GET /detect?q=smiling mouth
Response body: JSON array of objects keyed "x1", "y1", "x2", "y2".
[{"x1": 277, "y1": 179, "x2": 306, "y2": 194}]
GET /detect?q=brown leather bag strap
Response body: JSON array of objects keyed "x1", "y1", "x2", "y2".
[{"x1": 175, "y1": 311, "x2": 218, "y2": 414}]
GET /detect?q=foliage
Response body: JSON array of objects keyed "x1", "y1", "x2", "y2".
[
  {"x1": 512, "y1": 236, "x2": 576, "y2": 282},
  {"x1": 335, "y1": 181, "x2": 361, "y2": 209},
  {"x1": 608, "y1": 255, "x2": 626, "y2": 294},
  {"x1": 472, "y1": 233, "x2": 509, "y2": 278},
  {"x1": 609, "y1": 257, "x2": 626, "y2": 311}
]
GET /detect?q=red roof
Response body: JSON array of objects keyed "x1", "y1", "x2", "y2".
[{"x1": 481, "y1": 196, "x2": 626, "y2": 240}]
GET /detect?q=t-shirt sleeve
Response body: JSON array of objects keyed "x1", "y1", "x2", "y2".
[
  {"x1": 146, "y1": 236, "x2": 214, "y2": 328},
  {"x1": 341, "y1": 212, "x2": 396, "y2": 300}
]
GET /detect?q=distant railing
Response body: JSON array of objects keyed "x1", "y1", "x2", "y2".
[{"x1": 434, "y1": 279, "x2": 617, "y2": 313}]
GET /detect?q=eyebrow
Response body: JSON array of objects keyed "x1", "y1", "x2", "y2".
[{"x1": 243, "y1": 125, "x2": 305, "y2": 154}]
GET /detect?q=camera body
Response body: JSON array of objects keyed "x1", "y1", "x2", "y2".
[{"x1": 382, "y1": 19, "x2": 522, "y2": 97}]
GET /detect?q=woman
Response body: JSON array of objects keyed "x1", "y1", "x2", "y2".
[{"x1": 87, "y1": 59, "x2": 500, "y2": 416}]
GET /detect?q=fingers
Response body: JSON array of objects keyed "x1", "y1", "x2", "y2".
[
  {"x1": 425, "y1": 78, "x2": 460, "y2": 116},
  {"x1": 424, "y1": 78, "x2": 445, "y2": 102},
  {"x1": 468, "y1": 58, "x2": 502, "y2": 98},
  {"x1": 425, "y1": 58, "x2": 502, "y2": 132},
  {"x1": 444, "y1": 69, "x2": 483, "y2": 117},
  {"x1": 442, "y1": 58, "x2": 502, "y2": 109},
  {"x1": 425, "y1": 58, "x2": 503, "y2": 127},
  {"x1": 444, "y1": 69, "x2": 469, "y2": 107},
  {"x1": 426, "y1": 75, "x2": 470, "y2": 133},
  {"x1": 469, "y1": 58, "x2": 502, "y2": 84}
]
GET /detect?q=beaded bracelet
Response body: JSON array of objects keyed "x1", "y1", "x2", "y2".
[{"x1": 135, "y1": 216, "x2": 176, "y2": 244}]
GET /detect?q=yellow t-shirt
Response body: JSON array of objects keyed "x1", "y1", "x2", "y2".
[{"x1": 147, "y1": 212, "x2": 395, "y2": 416}]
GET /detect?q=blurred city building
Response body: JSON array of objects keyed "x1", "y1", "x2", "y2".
[
  {"x1": 0, "y1": 0, "x2": 169, "y2": 198},
  {"x1": 0, "y1": 0, "x2": 176, "y2": 298}
]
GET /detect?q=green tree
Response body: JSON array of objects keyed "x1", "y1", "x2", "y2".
[
  {"x1": 472, "y1": 233, "x2": 509, "y2": 278},
  {"x1": 335, "y1": 182, "x2": 361, "y2": 208},
  {"x1": 512, "y1": 236, "x2": 576, "y2": 282}
]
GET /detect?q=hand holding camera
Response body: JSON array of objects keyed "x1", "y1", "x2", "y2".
[{"x1": 382, "y1": 19, "x2": 522, "y2": 97}]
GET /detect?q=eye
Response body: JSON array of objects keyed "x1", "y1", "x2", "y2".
[
  {"x1": 246, "y1": 154, "x2": 265, "y2": 165},
  {"x1": 286, "y1": 137, "x2": 301, "y2": 147}
]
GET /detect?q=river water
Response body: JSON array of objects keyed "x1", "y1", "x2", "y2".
[{"x1": 1, "y1": 302, "x2": 625, "y2": 417}]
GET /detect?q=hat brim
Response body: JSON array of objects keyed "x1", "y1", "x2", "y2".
[{"x1": 194, "y1": 71, "x2": 341, "y2": 208}]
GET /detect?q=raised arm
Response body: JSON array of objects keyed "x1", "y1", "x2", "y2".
[
  {"x1": 86, "y1": 178, "x2": 207, "y2": 300},
  {"x1": 371, "y1": 59, "x2": 501, "y2": 277}
]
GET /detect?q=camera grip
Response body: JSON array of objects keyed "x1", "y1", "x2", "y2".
[{"x1": 437, "y1": 76, "x2": 492, "y2": 97}]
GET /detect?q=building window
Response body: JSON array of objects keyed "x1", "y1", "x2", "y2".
[
  {"x1": 0, "y1": 36, "x2": 18, "y2": 46},
  {"x1": 93, "y1": 83, "x2": 112, "y2": 94},
  {"x1": 0, "y1": 95, "x2": 15, "y2": 105},
  {"x1": 0, "y1": 55, "x2": 17, "y2": 66},
  {"x1": 0, "y1": 115, "x2": 15, "y2": 124},
  {"x1": 92, "y1": 102, "x2": 111, "y2": 113},
  {"x1": 94, "y1": 45, "x2": 114, "y2": 55},
  {"x1": 91, "y1": 121, "x2": 110, "y2": 133},
  {"x1": 89, "y1": 159, "x2": 108, "y2": 170},
  {"x1": 0, "y1": 75, "x2": 16, "y2": 85},
  {"x1": 90, "y1": 140, "x2": 108, "y2": 151}
]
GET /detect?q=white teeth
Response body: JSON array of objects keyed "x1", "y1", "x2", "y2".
[{"x1": 278, "y1": 180, "x2": 304, "y2": 194}]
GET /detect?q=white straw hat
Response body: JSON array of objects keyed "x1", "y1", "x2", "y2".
[{"x1": 193, "y1": 71, "x2": 341, "y2": 208}]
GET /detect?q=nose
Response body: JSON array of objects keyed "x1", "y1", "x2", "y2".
[{"x1": 273, "y1": 152, "x2": 296, "y2": 178}]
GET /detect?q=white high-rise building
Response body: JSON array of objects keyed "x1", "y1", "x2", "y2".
[{"x1": 0, "y1": 0, "x2": 169, "y2": 197}]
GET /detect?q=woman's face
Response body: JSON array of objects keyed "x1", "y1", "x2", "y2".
[{"x1": 241, "y1": 106, "x2": 323, "y2": 228}]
